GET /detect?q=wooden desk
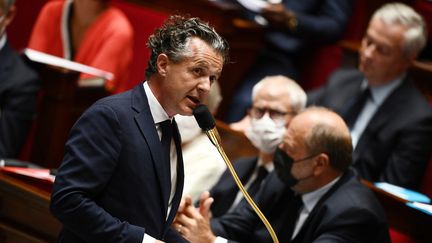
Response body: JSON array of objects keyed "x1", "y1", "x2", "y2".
[
  {"x1": 24, "y1": 59, "x2": 110, "y2": 169},
  {"x1": 362, "y1": 180, "x2": 432, "y2": 242},
  {"x1": 0, "y1": 172, "x2": 60, "y2": 243}
]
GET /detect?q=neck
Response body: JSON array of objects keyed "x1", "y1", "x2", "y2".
[
  {"x1": 259, "y1": 151, "x2": 274, "y2": 165},
  {"x1": 72, "y1": 0, "x2": 107, "y2": 27}
]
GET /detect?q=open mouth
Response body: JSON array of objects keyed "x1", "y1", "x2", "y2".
[{"x1": 187, "y1": 95, "x2": 200, "y2": 106}]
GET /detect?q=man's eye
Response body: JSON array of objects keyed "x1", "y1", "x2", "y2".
[
  {"x1": 210, "y1": 75, "x2": 218, "y2": 83},
  {"x1": 193, "y1": 68, "x2": 202, "y2": 75}
]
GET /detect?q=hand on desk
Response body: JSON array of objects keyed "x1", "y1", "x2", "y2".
[{"x1": 173, "y1": 192, "x2": 216, "y2": 243}]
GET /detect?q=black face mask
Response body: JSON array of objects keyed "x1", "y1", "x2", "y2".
[{"x1": 273, "y1": 147, "x2": 299, "y2": 187}]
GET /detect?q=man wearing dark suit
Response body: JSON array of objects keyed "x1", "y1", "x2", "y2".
[
  {"x1": 50, "y1": 15, "x2": 229, "y2": 243},
  {"x1": 174, "y1": 107, "x2": 390, "y2": 243},
  {"x1": 224, "y1": 0, "x2": 354, "y2": 122},
  {"x1": 308, "y1": 3, "x2": 432, "y2": 190},
  {"x1": 0, "y1": 0, "x2": 39, "y2": 158},
  {"x1": 209, "y1": 76, "x2": 306, "y2": 217}
]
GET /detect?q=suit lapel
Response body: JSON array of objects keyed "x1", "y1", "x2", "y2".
[
  {"x1": 292, "y1": 171, "x2": 351, "y2": 242},
  {"x1": 0, "y1": 43, "x2": 13, "y2": 82},
  {"x1": 354, "y1": 79, "x2": 410, "y2": 158},
  {"x1": 131, "y1": 85, "x2": 170, "y2": 212}
]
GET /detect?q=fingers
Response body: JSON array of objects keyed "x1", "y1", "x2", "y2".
[
  {"x1": 178, "y1": 195, "x2": 193, "y2": 213},
  {"x1": 198, "y1": 191, "x2": 214, "y2": 218},
  {"x1": 200, "y1": 197, "x2": 214, "y2": 219}
]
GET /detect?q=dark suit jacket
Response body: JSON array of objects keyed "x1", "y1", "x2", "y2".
[
  {"x1": 209, "y1": 157, "x2": 258, "y2": 217},
  {"x1": 0, "y1": 42, "x2": 39, "y2": 158},
  {"x1": 308, "y1": 68, "x2": 432, "y2": 189},
  {"x1": 211, "y1": 170, "x2": 390, "y2": 243},
  {"x1": 50, "y1": 84, "x2": 187, "y2": 243}
]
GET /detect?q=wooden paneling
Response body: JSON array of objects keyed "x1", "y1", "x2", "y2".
[{"x1": 0, "y1": 173, "x2": 60, "y2": 243}]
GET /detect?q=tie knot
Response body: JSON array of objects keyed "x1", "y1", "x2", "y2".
[
  {"x1": 342, "y1": 87, "x2": 371, "y2": 128},
  {"x1": 256, "y1": 166, "x2": 268, "y2": 180},
  {"x1": 160, "y1": 120, "x2": 173, "y2": 142},
  {"x1": 293, "y1": 194, "x2": 303, "y2": 208}
]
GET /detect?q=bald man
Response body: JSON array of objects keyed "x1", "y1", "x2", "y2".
[{"x1": 174, "y1": 107, "x2": 390, "y2": 243}]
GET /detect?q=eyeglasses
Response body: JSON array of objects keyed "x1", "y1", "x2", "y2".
[{"x1": 249, "y1": 107, "x2": 296, "y2": 121}]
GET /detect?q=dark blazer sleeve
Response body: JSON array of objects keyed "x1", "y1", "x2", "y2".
[
  {"x1": 0, "y1": 44, "x2": 40, "y2": 158},
  {"x1": 50, "y1": 103, "x2": 144, "y2": 242}
]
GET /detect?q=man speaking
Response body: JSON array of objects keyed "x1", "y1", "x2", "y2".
[{"x1": 50, "y1": 15, "x2": 229, "y2": 243}]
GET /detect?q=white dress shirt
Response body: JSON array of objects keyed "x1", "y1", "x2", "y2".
[
  {"x1": 350, "y1": 76, "x2": 404, "y2": 148},
  {"x1": 291, "y1": 176, "x2": 340, "y2": 238},
  {"x1": 142, "y1": 82, "x2": 178, "y2": 243}
]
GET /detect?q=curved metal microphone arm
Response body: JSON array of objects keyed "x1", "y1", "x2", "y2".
[{"x1": 205, "y1": 127, "x2": 279, "y2": 243}]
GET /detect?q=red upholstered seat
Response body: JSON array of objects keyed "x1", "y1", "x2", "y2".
[{"x1": 110, "y1": 1, "x2": 168, "y2": 93}]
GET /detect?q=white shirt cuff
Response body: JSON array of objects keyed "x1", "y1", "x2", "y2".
[
  {"x1": 215, "y1": 236, "x2": 228, "y2": 243},
  {"x1": 142, "y1": 233, "x2": 157, "y2": 243}
]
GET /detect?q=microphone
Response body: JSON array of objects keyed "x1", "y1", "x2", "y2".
[
  {"x1": 193, "y1": 104, "x2": 279, "y2": 243},
  {"x1": 193, "y1": 104, "x2": 221, "y2": 148}
]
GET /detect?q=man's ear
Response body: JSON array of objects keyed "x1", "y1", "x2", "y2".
[
  {"x1": 313, "y1": 153, "x2": 329, "y2": 176},
  {"x1": 156, "y1": 54, "x2": 169, "y2": 77}
]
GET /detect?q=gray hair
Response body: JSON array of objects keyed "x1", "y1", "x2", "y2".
[
  {"x1": 251, "y1": 75, "x2": 307, "y2": 113},
  {"x1": 372, "y1": 2, "x2": 427, "y2": 58},
  {"x1": 145, "y1": 15, "x2": 229, "y2": 79}
]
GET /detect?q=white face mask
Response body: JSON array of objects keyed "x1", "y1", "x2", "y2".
[
  {"x1": 175, "y1": 115, "x2": 203, "y2": 144},
  {"x1": 245, "y1": 115, "x2": 285, "y2": 153}
]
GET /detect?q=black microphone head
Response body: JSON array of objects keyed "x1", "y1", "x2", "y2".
[{"x1": 193, "y1": 104, "x2": 215, "y2": 131}]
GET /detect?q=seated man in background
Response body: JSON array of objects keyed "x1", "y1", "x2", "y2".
[
  {"x1": 0, "y1": 0, "x2": 39, "y2": 158},
  {"x1": 28, "y1": 0, "x2": 133, "y2": 93},
  {"x1": 223, "y1": 0, "x2": 354, "y2": 123},
  {"x1": 174, "y1": 107, "x2": 390, "y2": 243},
  {"x1": 209, "y1": 75, "x2": 306, "y2": 218},
  {"x1": 176, "y1": 81, "x2": 227, "y2": 202},
  {"x1": 308, "y1": 2, "x2": 432, "y2": 190}
]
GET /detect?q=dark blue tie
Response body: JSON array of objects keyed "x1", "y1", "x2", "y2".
[
  {"x1": 342, "y1": 88, "x2": 371, "y2": 128},
  {"x1": 285, "y1": 194, "x2": 304, "y2": 240},
  {"x1": 160, "y1": 120, "x2": 173, "y2": 176},
  {"x1": 247, "y1": 166, "x2": 269, "y2": 197}
]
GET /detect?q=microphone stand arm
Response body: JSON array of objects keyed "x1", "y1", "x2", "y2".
[{"x1": 205, "y1": 128, "x2": 279, "y2": 243}]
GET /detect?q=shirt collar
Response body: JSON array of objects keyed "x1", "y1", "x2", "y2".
[
  {"x1": 363, "y1": 74, "x2": 405, "y2": 106},
  {"x1": 0, "y1": 34, "x2": 6, "y2": 51},
  {"x1": 301, "y1": 176, "x2": 341, "y2": 213},
  {"x1": 257, "y1": 157, "x2": 275, "y2": 172},
  {"x1": 143, "y1": 82, "x2": 170, "y2": 124}
]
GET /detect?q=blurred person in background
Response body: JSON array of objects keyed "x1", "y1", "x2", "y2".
[
  {"x1": 0, "y1": 0, "x2": 39, "y2": 158},
  {"x1": 308, "y1": 3, "x2": 432, "y2": 190},
  {"x1": 28, "y1": 0, "x2": 133, "y2": 93},
  {"x1": 208, "y1": 75, "x2": 306, "y2": 218}
]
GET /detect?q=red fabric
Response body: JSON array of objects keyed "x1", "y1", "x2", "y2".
[
  {"x1": 414, "y1": 0, "x2": 432, "y2": 40},
  {"x1": 300, "y1": 45, "x2": 343, "y2": 91},
  {"x1": 28, "y1": 0, "x2": 134, "y2": 93},
  {"x1": 110, "y1": 1, "x2": 168, "y2": 92},
  {"x1": 389, "y1": 228, "x2": 420, "y2": 243}
]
